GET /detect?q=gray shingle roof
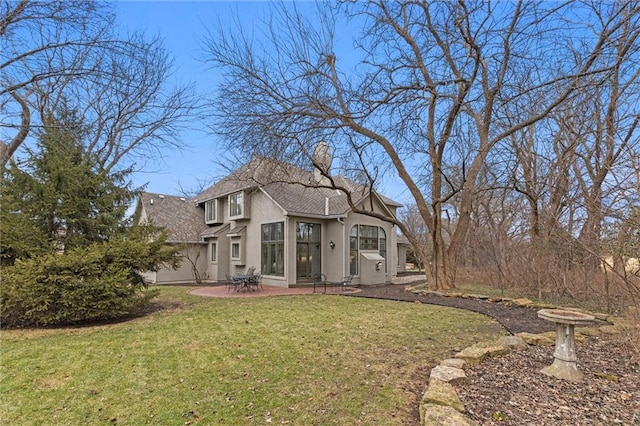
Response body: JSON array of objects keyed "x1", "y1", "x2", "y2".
[
  {"x1": 195, "y1": 157, "x2": 307, "y2": 203},
  {"x1": 200, "y1": 223, "x2": 230, "y2": 239},
  {"x1": 139, "y1": 158, "x2": 402, "y2": 241},
  {"x1": 196, "y1": 157, "x2": 401, "y2": 217},
  {"x1": 227, "y1": 226, "x2": 246, "y2": 236},
  {"x1": 139, "y1": 192, "x2": 208, "y2": 243}
]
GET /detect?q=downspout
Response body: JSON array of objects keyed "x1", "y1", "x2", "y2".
[
  {"x1": 337, "y1": 217, "x2": 346, "y2": 279},
  {"x1": 285, "y1": 215, "x2": 290, "y2": 286}
]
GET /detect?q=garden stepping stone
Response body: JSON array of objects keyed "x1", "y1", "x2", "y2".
[
  {"x1": 440, "y1": 358, "x2": 466, "y2": 369},
  {"x1": 429, "y1": 365, "x2": 467, "y2": 385},
  {"x1": 599, "y1": 324, "x2": 622, "y2": 334},
  {"x1": 511, "y1": 298, "x2": 534, "y2": 307},
  {"x1": 454, "y1": 342, "x2": 509, "y2": 365},
  {"x1": 422, "y1": 379, "x2": 465, "y2": 413},
  {"x1": 577, "y1": 327, "x2": 602, "y2": 337},
  {"x1": 421, "y1": 404, "x2": 479, "y2": 426},
  {"x1": 497, "y1": 335, "x2": 527, "y2": 350},
  {"x1": 516, "y1": 332, "x2": 554, "y2": 346}
]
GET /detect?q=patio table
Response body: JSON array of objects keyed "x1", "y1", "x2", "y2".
[{"x1": 233, "y1": 274, "x2": 258, "y2": 292}]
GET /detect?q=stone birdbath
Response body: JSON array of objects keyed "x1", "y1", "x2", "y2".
[{"x1": 537, "y1": 309, "x2": 595, "y2": 381}]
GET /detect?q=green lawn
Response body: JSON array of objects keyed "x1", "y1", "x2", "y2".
[{"x1": 1, "y1": 287, "x2": 505, "y2": 425}]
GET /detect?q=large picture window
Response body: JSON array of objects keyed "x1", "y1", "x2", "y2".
[
  {"x1": 261, "y1": 222, "x2": 284, "y2": 276},
  {"x1": 229, "y1": 191, "x2": 243, "y2": 218},
  {"x1": 350, "y1": 225, "x2": 388, "y2": 275},
  {"x1": 296, "y1": 222, "x2": 321, "y2": 279}
]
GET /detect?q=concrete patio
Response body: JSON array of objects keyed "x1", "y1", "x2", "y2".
[{"x1": 190, "y1": 284, "x2": 361, "y2": 298}]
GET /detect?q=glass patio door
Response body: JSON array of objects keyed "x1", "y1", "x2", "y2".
[{"x1": 296, "y1": 222, "x2": 321, "y2": 279}]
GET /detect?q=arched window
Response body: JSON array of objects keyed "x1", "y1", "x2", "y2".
[{"x1": 349, "y1": 225, "x2": 388, "y2": 275}]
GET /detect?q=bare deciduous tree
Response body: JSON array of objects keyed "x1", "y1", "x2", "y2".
[
  {"x1": 1, "y1": 0, "x2": 197, "y2": 171},
  {"x1": 203, "y1": 0, "x2": 639, "y2": 290},
  {"x1": 399, "y1": 204, "x2": 431, "y2": 273}
]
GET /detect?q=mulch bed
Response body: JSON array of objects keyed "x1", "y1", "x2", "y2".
[
  {"x1": 348, "y1": 283, "x2": 555, "y2": 335},
  {"x1": 459, "y1": 334, "x2": 640, "y2": 425},
  {"x1": 348, "y1": 284, "x2": 640, "y2": 425}
]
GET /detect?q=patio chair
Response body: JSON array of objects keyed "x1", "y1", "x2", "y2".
[
  {"x1": 340, "y1": 274, "x2": 354, "y2": 292},
  {"x1": 249, "y1": 272, "x2": 263, "y2": 291},
  {"x1": 313, "y1": 274, "x2": 327, "y2": 293},
  {"x1": 327, "y1": 274, "x2": 354, "y2": 294},
  {"x1": 246, "y1": 266, "x2": 256, "y2": 276},
  {"x1": 226, "y1": 274, "x2": 241, "y2": 292}
]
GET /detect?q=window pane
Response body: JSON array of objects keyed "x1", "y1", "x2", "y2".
[
  {"x1": 276, "y1": 243, "x2": 284, "y2": 275},
  {"x1": 261, "y1": 222, "x2": 284, "y2": 276},
  {"x1": 269, "y1": 243, "x2": 276, "y2": 273},
  {"x1": 274, "y1": 222, "x2": 283, "y2": 240},
  {"x1": 309, "y1": 223, "x2": 321, "y2": 242},
  {"x1": 262, "y1": 243, "x2": 268, "y2": 272},
  {"x1": 350, "y1": 250, "x2": 358, "y2": 275},
  {"x1": 360, "y1": 225, "x2": 378, "y2": 238},
  {"x1": 296, "y1": 223, "x2": 307, "y2": 241},
  {"x1": 206, "y1": 199, "x2": 218, "y2": 222},
  {"x1": 359, "y1": 225, "x2": 377, "y2": 250},
  {"x1": 379, "y1": 240, "x2": 386, "y2": 258},
  {"x1": 360, "y1": 237, "x2": 378, "y2": 250},
  {"x1": 230, "y1": 192, "x2": 243, "y2": 217},
  {"x1": 297, "y1": 222, "x2": 320, "y2": 242},
  {"x1": 350, "y1": 236, "x2": 358, "y2": 251}
]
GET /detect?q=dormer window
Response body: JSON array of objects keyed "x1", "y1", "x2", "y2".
[
  {"x1": 205, "y1": 199, "x2": 220, "y2": 224},
  {"x1": 229, "y1": 191, "x2": 244, "y2": 219}
]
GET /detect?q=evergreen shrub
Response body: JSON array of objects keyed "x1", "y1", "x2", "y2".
[{"x1": 1, "y1": 239, "x2": 163, "y2": 328}]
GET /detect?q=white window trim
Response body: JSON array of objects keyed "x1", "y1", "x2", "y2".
[
  {"x1": 261, "y1": 221, "x2": 285, "y2": 277},
  {"x1": 205, "y1": 199, "x2": 219, "y2": 224},
  {"x1": 350, "y1": 225, "x2": 388, "y2": 276},
  {"x1": 231, "y1": 242, "x2": 241, "y2": 260}
]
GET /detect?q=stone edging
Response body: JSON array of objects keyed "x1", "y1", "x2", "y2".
[{"x1": 408, "y1": 288, "x2": 635, "y2": 426}]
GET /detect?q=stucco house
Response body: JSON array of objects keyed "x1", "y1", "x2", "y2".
[{"x1": 134, "y1": 155, "x2": 406, "y2": 287}]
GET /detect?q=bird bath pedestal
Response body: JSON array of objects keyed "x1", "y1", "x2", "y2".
[{"x1": 537, "y1": 309, "x2": 595, "y2": 382}]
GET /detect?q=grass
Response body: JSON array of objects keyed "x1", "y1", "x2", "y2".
[{"x1": 1, "y1": 286, "x2": 505, "y2": 425}]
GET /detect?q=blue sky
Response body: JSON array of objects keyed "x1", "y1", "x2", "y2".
[
  {"x1": 115, "y1": 1, "x2": 271, "y2": 196},
  {"x1": 115, "y1": 1, "x2": 411, "y2": 204}
]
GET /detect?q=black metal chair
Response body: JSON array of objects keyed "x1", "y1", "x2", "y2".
[
  {"x1": 226, "y1": 274, "x2": 241, "y2": 292},
  {"x1": 338, "y1": 274, "x2": 354, "y2": 293},
  {"x1": 313, "y1": 274, "x2": 327, "y2": 293},
  {"x1": 249, "y1": 272, "x2": 263, "y2": 291},
  {"x1": 325, "y1": 274, "x2": 353, "y2": 294}
]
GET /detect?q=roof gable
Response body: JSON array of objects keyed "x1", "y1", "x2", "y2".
[
  {"x1": 138, "y1": 192, "x2": 208, "y2": 243},
  {"x1": 195, "y1": 157, "x2": 308, "y2": 203}
]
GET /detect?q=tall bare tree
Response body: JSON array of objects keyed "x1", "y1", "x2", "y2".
[
  {"x1": 1, "y1": 0, "x2": 197, "y2": 171},
  {"x1": 399, "y1": 204, "x2": 431, "y2": 273},
  {"x1": 204, "y1": 1, "x2": 639, "y2": 289}
]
